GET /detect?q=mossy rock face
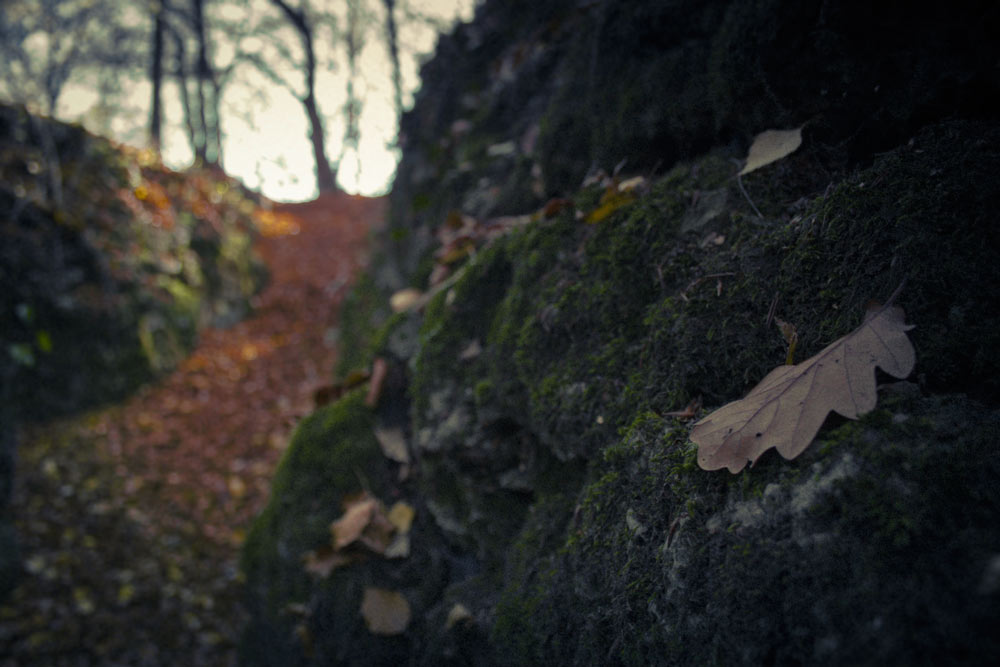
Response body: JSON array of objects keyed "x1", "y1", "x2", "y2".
[
  {"x1": 240, "y1": 390, "x2": 462, "y2": 666},
  {"x1": 494, "y1": 391, "x2": 1000, "y2": 665},
  {"x1": 244, "y1": 0, "x2": 1000, "y2": 662},
  {"x1": 0, "y1": 399, "x2": 17, "y2": 602},
  {"x1": 251, "y1": 119, "x2": 1000, "y2": 663},
  {"x1": 380, "y1": 0, "x2": 999, "y2": 295}
]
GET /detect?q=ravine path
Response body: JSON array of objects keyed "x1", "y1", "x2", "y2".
[{"x1": 0, "y1": 193, "x2": 385, "y2": 666}]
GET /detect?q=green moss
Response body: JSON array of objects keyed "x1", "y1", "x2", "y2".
[
  {"x1": 334, "y1": 272, "x2": 391, "y2": 379},
  {"x1": 473, "y1": 379, "x2": 495, "y2": 407},
  {"x1": 240, "y1": 389, "x2": 390, "y2": 662},
  {"x1": 494, "y1": 389, "x2": 1000, "y2": 664}
]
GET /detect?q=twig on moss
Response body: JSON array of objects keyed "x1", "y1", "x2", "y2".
[
  {"x1": 679, "y1": 272, "x2": 736, "y2": 302},
  {"x1": 736, "y1": 172, "x2": 763, "y2": 219}
]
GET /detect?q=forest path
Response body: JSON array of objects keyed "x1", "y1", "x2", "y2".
[{"x1": 1, "y1": 193, "x2": 385, "y2": 666}]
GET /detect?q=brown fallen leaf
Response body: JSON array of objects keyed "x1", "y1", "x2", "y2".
[
  {"x1": 365, "y1": 358, "x2": 388, "y2": 407},
  {"x1": 329, "y1": 493, "x2": 396, "y2": 554},
  {"x1": 303, "y1": 545, "x2": 354, "y2": 578},
  {"x1": 374, "y1": 426, "x2": 409, "y2": 463},
  {"x1": 390, "y1": 288, "x2": 423, "y2": 313},
  {"x1": 360, "y1": 587, "x2": 411, "y2": 635},
  {"x1": 739, "y1": 126, "x2": 803, "y2": 175},
  {"x1": 774, "y1": 317, "x2": 799, "y2": 365},
  {"x1": 541, "y1": 197, "x2": 573, "y2": 219},
  {"x1": 664, "y1": 397, "x2": 702, "y2": 421},
  {"x1": 331, "y1": 497, "x2": 378, "y2": 550},
  {"x1": 692, "y1": 302, "x2": 915, "y2": 473},
  {"x1": 358, "y1": 508, "x2": 395, "y2": 554}
]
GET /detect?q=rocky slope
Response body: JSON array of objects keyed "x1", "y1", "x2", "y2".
[
  {"x1": 240, "y1": 1, "x2": 1000, "y2": 664},
  {"x1": 1, "y1": 103, "x2": 267, "y2": 601}
]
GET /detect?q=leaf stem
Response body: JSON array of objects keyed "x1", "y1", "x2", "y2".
[{"x1": 737, "y1": 173, "x2": 763, "y2": 219}]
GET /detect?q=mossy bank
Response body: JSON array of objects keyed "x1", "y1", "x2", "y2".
[
  {"x1": 1, "y1": 103, "x2": 267, "y2": 422},
  {"x1": 241, "y1": 0, "x2": 1000, "y2": 664}
]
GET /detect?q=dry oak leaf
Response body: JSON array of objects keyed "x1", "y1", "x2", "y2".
[
  {"x1": 374, "y1": 426, "x2": 410, "y2": 464},
  {"x1": 330, "y1": 494, "x2": 395, "y2": 554},
  {"x1": 692, "y1": 303, "x2": 915, "y2": 473},
  {"x1": 739, "y1": 126, "x2": 803, "y2": 175},
  {"x1": 303, "y1": 545, "x2": 354, "y2": 578},
  {"x1": 331, "y1": 496, "x2": 379, "y2": 550},
  {"x1": 360, "y1": 587, "x2": 411, "y2": 635}
]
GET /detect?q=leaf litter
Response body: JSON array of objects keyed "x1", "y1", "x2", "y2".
[{"x1": 1, "y1": 192, "x2": 383, "y2": 665}]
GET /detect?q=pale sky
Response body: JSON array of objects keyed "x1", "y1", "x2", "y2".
[{"x1": 55, "y1": 0, "x2": 475, "y2": 202}]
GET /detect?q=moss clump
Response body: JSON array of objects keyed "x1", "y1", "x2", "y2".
[
  {"x1": 334, "y1": 272, "x2": 392, "y2": 379},
  {"x1": 242, "y1": 0, "x2": 1000, "y2": 656},
  {"x1": 414, "y1": 119, "x2": 1000, "y2": 663},
  {"x1": 493, "y1": 392, "x2": 1000, "y2": 665},
  {"x1": 240, "y1": 389, "x2": 392, "y2": 664},
  {"x1": 0, "y1": 103, "x2": 266, "y2": 420}
]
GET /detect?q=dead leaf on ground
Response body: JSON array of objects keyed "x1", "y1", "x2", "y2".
[
  {"x1": 386, "y1": 501, "x2": 415, "y2": 533},
  {"x1": 360, "y1": 587, "x2": 411, "y2": 635},
  {"x1": 664, "y1": 397, "x2": 702, "y2": 420},
  {"x1": 303, "y1": 545, "x2": 354, "y2": 578},
  {"x1": 617, "y1": 175, "x2": 647, "y2": 193},
  {"x1": 383, "y1": 534, "x2": 410, "y2": 559},
  {"x1": 458, "y1": 339, "x2": 482, "y2": 361},
  {"x1": 739, "y1": 126, "x2": 803, "y2": 175},
  {"x1": 692, "y1": 302, "x2": 915, "y2": 473},
  {"x1": 445, "y1": 603, "x2": 473, "y2": 630},
  {"x1": 330, "y1": 497, "x2": 378, "y2": 550},
  {"x1": 541, "y1": 197, "x2": 573, "y2": 219},
  {"x1": 365, "y1": 358, "x2": 388, "y2": 407},
  {"x1": 390, "y1": 288, "x2": 423, "y2": 313},
  {"x1": 374, "y1": 426, "x2": 409, "y2": 463},
  {"x1": 585, "y1": 187, "x2": 637, "y2": 223}
]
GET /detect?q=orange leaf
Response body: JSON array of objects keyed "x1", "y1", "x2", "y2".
[{"x1": 365, "y1": 358, "x2": 388, "y2": 407}]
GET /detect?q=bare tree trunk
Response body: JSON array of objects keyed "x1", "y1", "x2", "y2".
[
  {"x1": 270, "y1": 0, "x2": 339, "y2": 194},
  {"x1": 341, "y1": 0, "x2": 362, "y2": 185},
  {"x1": 149, "y1": 0, "x2": 167, "y2": 151},
  {"x1": 169, "y1": 26, "x2": 197, "y2": 158},
  {"x1": 382, "y1": 0, "x2": 403, "y2": 120},
  {"x1": 191, "y1": 0, "x2": 215, "y2": 165}
]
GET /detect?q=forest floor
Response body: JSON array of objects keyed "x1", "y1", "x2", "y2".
[{"x1": 0, "y1": 192, "x2": 385, "y2": 666}]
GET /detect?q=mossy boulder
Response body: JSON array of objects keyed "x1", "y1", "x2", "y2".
[
  {"x1": 379, "y1": 0, "x2": 998, "y2": 293},
  {"x1": 0, "y1": 104, "x2": 267, "y2": 605},
  {"x1": 241, "y1": 390, "x2": 458, "y2": 666},
  {"x1": 242, "y1": 117, "x2": 1000, "y2": 662},
  {"x1": 0, "y1": 103, "x2": 267, "y2": 420},
  {"x1": 495, "y1": 391, "x2": 1000, "y2": 665},
  {"x1": 241, "y1": 0, "x2": 1000, "y2": 663}
]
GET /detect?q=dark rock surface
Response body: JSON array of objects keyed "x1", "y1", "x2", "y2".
[{"x1": 241, "y1": 1, "x2": 1000, "y2": 664}]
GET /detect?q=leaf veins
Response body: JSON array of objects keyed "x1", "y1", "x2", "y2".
[{"x1": 691, "y1": 303, "x2": 915, "y2": 473}]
